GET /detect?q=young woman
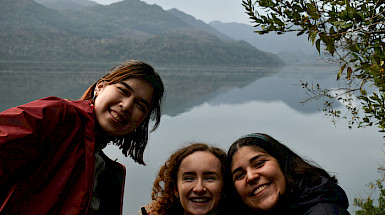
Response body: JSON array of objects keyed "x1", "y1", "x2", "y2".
[
  {"x1": 225, "y1": 133, "x2": 350, "y2": 214},
  {"x1": 141, "y1": 143, "x2": 226, "y2": 215},
  {"x1": 0, "y1": 60, "x2": 164, "y2": 215}
]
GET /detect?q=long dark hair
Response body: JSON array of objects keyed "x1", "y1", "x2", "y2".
[
  {"x1": 146, "y1": 143, "x2": 226, "y2": 215},
  {"x1": 80, "y1": 60, "x2": 164, "y2": 165},
  {"x1": 225, "y1": 133, "x2": 336, "y2": 213}
]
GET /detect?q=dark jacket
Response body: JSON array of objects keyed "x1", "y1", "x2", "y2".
[
  {"x1": 286, "y1": 176, "x2": 350, "y2": 214},
  {"x1": 0, "y1": 97, "x2": 125, "y2": 215}
]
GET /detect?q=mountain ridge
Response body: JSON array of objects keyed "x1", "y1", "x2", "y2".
[
  {"x1": 0, "y1": 0, "x2": 284, "y2": 66},
  {"x1": 209, "y1": 21, "x2": 322, "y2": 64}
]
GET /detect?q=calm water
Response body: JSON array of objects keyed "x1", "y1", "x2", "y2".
[{"x1": 0, "y1": 62, "x2": 383, "y2": 214}]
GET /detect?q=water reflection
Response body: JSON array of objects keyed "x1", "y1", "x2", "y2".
[
  {"x1": 0, "y1": 61, "x2": 110, "y2": 111},
  {"x1": 0, "y1": 62, "x2": 280, "y2": 114},
  {"x1": 158, "y1": 66, "x2": 280, "y2": 116},
  {"x1": 0, "y1": 62, "x2": 335, "y2": 115}
]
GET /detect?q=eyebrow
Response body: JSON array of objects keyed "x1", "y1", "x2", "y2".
[
  {"x1": 181, "y1": 171, "x2": 219, "y2": 176},
  {"x1": 181, "y1": 172, "x2": 196, "y2": 177},
  {"x1": 203, "y1": 171, "x2": 220, "y2": 176},
  {"x1": 119, "y1": 81, "x2": 151, "y2": 110},
  {"x1": 231, "y1": 154, "x2": 266, "y2": 176}
]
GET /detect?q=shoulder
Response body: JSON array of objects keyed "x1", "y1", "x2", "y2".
[
  {"x1": 30, "y1": 96, "x2": 94, "y2": 118},
  {"x1": 33, "y1": 96, "x2": 93, "y2": 113},
  {"x1": 3, "y1": 97, "x2": 93, "y2": 114},
  {"x1": 290, "y1": 176, "x2": 350, "y2": 214},
  {"x1": 0, "y1": 97, "x2": 94, "y2": 132}
]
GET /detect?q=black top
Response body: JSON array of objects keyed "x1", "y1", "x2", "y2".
[{"x1": 286, "y1": 176, "x2": 350, "y2": 214}]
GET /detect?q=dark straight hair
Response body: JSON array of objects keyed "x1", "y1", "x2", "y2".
[
  {"x1": 224, "y1": 133, "x2": 337, "y2": 213},
  {"x1": 81, "y1": 60, "x2": 165, "y2": 165}
]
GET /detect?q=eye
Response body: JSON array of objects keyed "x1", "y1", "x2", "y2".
[
  {"x1": 182, "y1": 176, "x2": 195, "y2": 182},
  {"x1": 136, "y1": 102, "x2": 148, "y2": 113},
  {"x1": 205, "y1": 176, "x2": 218, "y2": 182},
  {"x1": 253, "y1": 160, "x2": 266, "y2": 168},
  {"x1": 233, "y1": 171, "x2": 245, "y2": 181},
  {"x1": 117, "y1": 86, "x2": 128, "y2": 95}
]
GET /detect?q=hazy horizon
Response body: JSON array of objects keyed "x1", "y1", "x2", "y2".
[{"x1": 92, "y1": 0, "x2": 251, "y2": 24}]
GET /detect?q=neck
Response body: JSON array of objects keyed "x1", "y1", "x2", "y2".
[{"x1": 94, "y1": 123, "x2": 112, "y2": 151}]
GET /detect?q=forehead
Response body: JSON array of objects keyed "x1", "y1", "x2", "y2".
[
  {"x1": 237, "y1": 145, "x2": 269, "y2": 156},
  {"x1": 120, "y1": 77, "x2": 153, "y2": 89},
  {"x1": 178, "y1": 151, "x2": 222, "y2": 174},
  {"x1": 121, "y1": 78, "x2": 154, "y2": 98},
  {"x1": 231, "y1": 146, "x2": 273, "y2": 166}
]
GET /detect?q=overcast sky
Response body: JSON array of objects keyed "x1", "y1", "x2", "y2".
[{"x1": 92, "y1": 0, "x2": 251, "y2": 24}]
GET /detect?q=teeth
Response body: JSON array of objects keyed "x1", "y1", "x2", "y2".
[
  {"x1": 253, "y1": 184, "x2": 269, "y2": 195},
  {"x1": 111, "y1": 111, "x2": 123, "y2": 123},
  {"x1": 191, "y1": 198, "x2": 209, "y2": 203}
]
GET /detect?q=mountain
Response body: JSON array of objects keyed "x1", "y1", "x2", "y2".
[
  {"x1": 0, "y1": 0, "x2": 74, "y2": 33},
  {"x1": 34, "y1": 0, "x2": 97, "y2": 11},
  {"x1": 210, "y1": 21, "x2": 323, "y2": 65},
  {"x1": 0, "y1": 0, "x2": 284, "y2": 66},
  {"x1": 167, "y1": 8, "x2": 232, "y2": 41},
  {"x1": 61, "y1": 0, "x2": 190, "y2": 38}
]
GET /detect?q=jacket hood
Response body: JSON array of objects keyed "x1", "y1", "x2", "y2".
[{"x1": 289, "y1": 176, "x2": 349, "y2": 212}]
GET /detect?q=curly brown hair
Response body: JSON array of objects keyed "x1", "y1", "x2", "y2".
[{"x1": 145, "y1": 143, "x2": 226, "y2": 215}]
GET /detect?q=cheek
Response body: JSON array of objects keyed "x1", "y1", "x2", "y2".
[
  {"x1": 175, "y1": 183, "x2": 185, "y2": 198},
  {"x1": 216, "y1": 181, "x2": 224, "y2": 193},
  {"x1": 209, "y1": 182, "x2": 223, "y2": 196},
  {"x1": 135, "y1": 111, "x2": 148, "y2": 121},
  {"x1": 278, "y1": 174, "x2": 286, "y2": 194},
  {"x1": 234, "y1": 181, "x2": 245, "y2": 196},
  {"x1": 130, "y1": 108, "x2": 148, "y2": 121},
  {"x1": 174, "y1": 188, "x2": 180, "y2": 198}
]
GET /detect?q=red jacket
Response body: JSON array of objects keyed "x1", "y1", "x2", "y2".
[{"x1": 0, "y1": 97, "x2": 125, "y2": 215}]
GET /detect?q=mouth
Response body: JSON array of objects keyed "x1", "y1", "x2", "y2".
[
  {"x1": 250, "y1": 184, "x2": 269, "y2": 196},
  {"x1": 190, "y1": 197, "x2": 211, "y2": 204},
  {"x1": 110, "y1": 109, "x2": 127, "y2": 124}
]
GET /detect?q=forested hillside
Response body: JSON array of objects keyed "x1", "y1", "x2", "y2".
[{"x1": 0, "y1": 0, "x2": 284, "y2": 66}]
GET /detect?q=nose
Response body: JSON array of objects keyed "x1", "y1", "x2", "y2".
[
  {"x1": 246, "y1": 168, "x2": 259, "y2": 185},
  {"x1": 193, "y1": 180, "x2": 206, "y2": 194},
  {"x1": 121, "y1": 97, "x2": 134, "y2": 113}
]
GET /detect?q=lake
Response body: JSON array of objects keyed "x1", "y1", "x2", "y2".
[{"x1": 0, "y1": 61, "x2": 382, "y2": 214}]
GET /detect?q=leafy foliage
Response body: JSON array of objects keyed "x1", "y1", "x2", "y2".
[
  {"x1": 242, "y1": 0, "x2": 385, "y2": 131},
  {"x1": 353, "y1": 169, "x2": 385, "y2": 214}
]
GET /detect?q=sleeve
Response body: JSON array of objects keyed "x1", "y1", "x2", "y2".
[{"x1": 0, "y1": 97, "x2": 75, "y2": 188}]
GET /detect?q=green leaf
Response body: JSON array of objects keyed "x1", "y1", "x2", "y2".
[
  {"x1": 297, "y1": 30, "x2": 305, "y2": 36},
  {"x1": 310, "y1": 30, "x2": 318, "y2": 45},
  {"x1": 340, "y1": 22, "x2": 353, "y2": 28},
  {"x1": 332, "y1": 20, "x2": 346, "y2": 27},
  {"x1": 326, "y1": 39, "x2": 335, "y2": 56},
  {"x1": 337, "y1": 62, "x2": 348, "y2": 80},
  {"x1": 347, "y1": 67, "x2": 353, "y2": 80},
  {"x1": 329, "y1": 26, "x2": 336, "y2": 35},
  {"x1": 316, "y1": 39, "x2": 321, "y2": 54}
]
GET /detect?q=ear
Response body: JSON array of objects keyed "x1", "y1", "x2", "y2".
[
  {"x1": 94, "y1": 81, "x2": 105, "y2": 96},
  {"x1": 174, "y1": 186, "x2": 179, "y2": 198}
]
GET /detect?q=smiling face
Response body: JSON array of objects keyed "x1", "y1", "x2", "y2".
[
  {"x1": 231, "y1": 146, "x2": 286, "y2": 211},
  {"x1": 175, "y1": 151, "x2": 223, "y2": 215},
  {"x1": 94, "y1": 78, "x2": 154, "y2": 136}
]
